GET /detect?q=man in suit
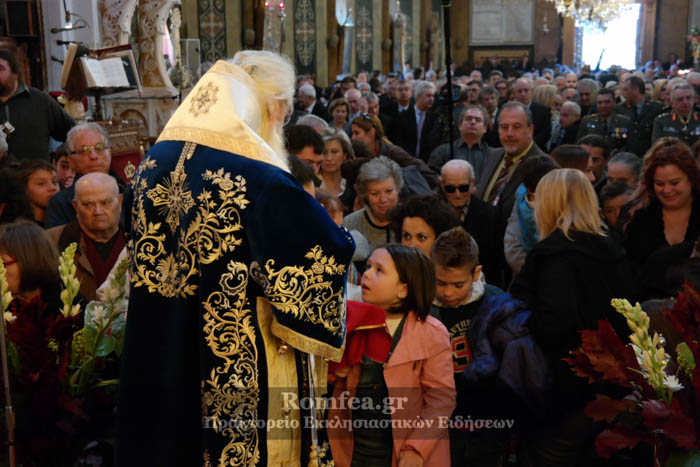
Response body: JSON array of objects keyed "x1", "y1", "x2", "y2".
[
  {"x1": 439, "y1": 159, "x2": 503, "y2": 286},
  {"x1": 296, "y1": 83, "x2": 329, "y2": 121},
  {"x1": 394, "y1": 80, "x2": 446, "y2": 162},
  {"x1": 548, "y1": 101, "x2": 581, "y2": 151},
  {"x1": 476, "y1": 101, "x2": 546, "y2": 227},
  {"x1": 510, "y1": 78, "x2": 552, "y2": 149}
]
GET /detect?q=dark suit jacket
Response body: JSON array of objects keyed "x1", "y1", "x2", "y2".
[
  {"x1": 310, "y1": 101, "x2": 330, "y2": 122},
  {"x1": 529, "y1": 102, "x2": 552, "y2": 150},
  {"x1": 475, "y1": 142, "x2": 547, "y2": 228},
  {"x1": 464, "y1": 196, "x2": 504, "y2": 288},
  {"x1": 394, "y1": 103, "x2": 445, "y2": 162}
]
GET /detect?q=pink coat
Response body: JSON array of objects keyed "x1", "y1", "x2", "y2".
[{"x1": 328, "y1": 311, "x2": 456, "y2": 467}]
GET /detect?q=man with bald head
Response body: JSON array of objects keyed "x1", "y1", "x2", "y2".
[
  {"x1": 47, "y1": 172, "x2": 124, "y2": 300},
  {"x1": 440, "y1": 159, "x2": 502, "y2": 285}
]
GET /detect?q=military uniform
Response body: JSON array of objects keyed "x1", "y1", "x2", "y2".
[
  {"x1": 576, "y1": 112, "x2": 634, "y2": 153},
  {"x1": 652, "y1": 111, "x2": 700, "y2": 147},
  {"x1": 615, "y1": 99, "x2": 664, "y2": 157}
]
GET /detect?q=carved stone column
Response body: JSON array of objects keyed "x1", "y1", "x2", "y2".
[
  {"x1": 138, "y1": 0, "x2": 177, "y2": 90},
  {"x1": 99, "y1": 0, "x2": 138, "y2": 47}
]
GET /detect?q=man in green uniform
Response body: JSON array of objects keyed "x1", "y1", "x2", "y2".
[
  {"x1": 577, "y1": 88, "x2": 634, "y2": 153},
  {"x1": 616, "y1": 76, "x2": 664, "y2": 156},
  {"x1": 652, "y1": 83, "x2": 700, "y2": 147}
]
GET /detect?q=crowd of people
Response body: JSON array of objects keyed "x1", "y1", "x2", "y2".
[{"x1": 0, "y1": 41, "x2": 699, "y2": 465}]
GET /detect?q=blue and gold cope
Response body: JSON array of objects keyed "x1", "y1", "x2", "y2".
[{"x1": 117, "y1": 141, "x2": 354, "y2": 465}]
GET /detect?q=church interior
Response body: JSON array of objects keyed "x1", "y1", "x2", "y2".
[{"x1": 0, "y1": 0, "x2": 692, "y2": 140}]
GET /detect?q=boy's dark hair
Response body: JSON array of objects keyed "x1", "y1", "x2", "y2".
[
  {"x1": 522, "y1": 155, "x2": 559, "y2": 193},
  {"x1": 389, "y1": 194, "x2": 459, "y2": 241},
  {"x1": 384, "y1": 243, "x2": 435, "y2": 321},
  {"x1": 50, "y1": 144, "x2": 69, "y2": 163},
  {"x1": 577, "y1": 134, "x2": 611, "y2": 160},
  {"x1": 431, "y1": 226, "x2": 480, "y2": 271},
  {"x1": 550, "y1": 145, "x2": 589, "y2": 174},
  {"x1": 0, "y1": 168, "x2": 32, "y2": 223},
  {"x1": 599, "y1": 180, "x2": 634, "y2": 206},
  {"x1": 285, "y1": 124, "x2": 324, "y2": 156},
  {"x1": 287, "y1": 153, "x2": 318, "y2": 188},
  {"x1": 0, "y1": 49, "x2": 20, "y2": 76},
  {"x1": 0, "y1": 219, "x2": 59, "y2": 292}
]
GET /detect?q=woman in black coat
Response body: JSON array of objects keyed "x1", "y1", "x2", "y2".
[{"x1": 510, "y1": 169, "x2": 637, "y2": 467}]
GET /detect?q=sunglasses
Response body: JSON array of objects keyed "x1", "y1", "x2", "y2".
[{"x1": 443, "y1": 183, "x2": 470, "y2": 193}]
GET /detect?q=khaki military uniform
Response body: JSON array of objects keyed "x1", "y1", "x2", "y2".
[
  {"x1": 576, "y1": 112, "x2": 634, "y2": 153},
  {"x1": 615, "y1": 99, "x2": 664, "y2": 157},
  {"x1": 652, "y1": 111, "x2": 700, "y2": 148}
]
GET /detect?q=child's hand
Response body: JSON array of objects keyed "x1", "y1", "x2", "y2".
[{"x1": 398, "y1": 449, "x2": 423, "y2": 467}]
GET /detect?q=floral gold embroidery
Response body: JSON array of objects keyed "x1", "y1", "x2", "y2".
[
  {"x1": 203, "y1": 450, "x2": 212, "y2": 467},
  {"x1": 190, "y1": 81, "x2": 218, "y2": 117},
  {"x1": 203, "y1": 260, "x2": 259, "y2": 466},
  {"x1": 130, "y1": 145, "x2": 248, "y2": 299},
  {"x1": 251, "y1": 246, "x2": 346, "y2": 335}
]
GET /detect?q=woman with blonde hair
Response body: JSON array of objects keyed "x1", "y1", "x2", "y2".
[
  {"x1": 653, "y1": 79, "x2": 670, "y2": 107},
  {"x1": 511, "y1": 168, "x2": 636, "y2": 467}
]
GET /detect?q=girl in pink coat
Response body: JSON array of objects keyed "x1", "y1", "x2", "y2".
[{"x1": 328, "y1": 244, "x2": 456, "y2": 467}]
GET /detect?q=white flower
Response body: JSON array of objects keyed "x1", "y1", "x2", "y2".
[
  {"x1": 90, "y1": 304, "x2": 109, "y2": 327},
  {"x1": 664, "y1": 374, "x2": 684, "y2": 393},
  {"x1": 3, "y1": 312, "x2": 15, "y2": 323}
]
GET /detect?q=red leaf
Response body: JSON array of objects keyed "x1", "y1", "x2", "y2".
[
  {"x1": 664, "y1": 284, "x2": 700, "y2": 355},
  {"x1": 575, "y1": 320, "x2": 639, "y2": 386},
  {"x1": 584, "y1": 394, "x2": 638, "y2": 422},
  {"x1": 595, "y1": 425, "x2": 645, "y2": 458}
]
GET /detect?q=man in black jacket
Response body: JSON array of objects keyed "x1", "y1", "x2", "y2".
[
  {"x1": 0, "y1": 49, "x2": 74, "y2": 161},
  {"x1": 440, "y1": 159, "x2": 503, "y2": 287},
  {"x1": 295, "y1": 83, "x2": 330, "y2": 122},
  {"x1": 393, "y1": 80, "x2": 446, "y2": 162}
]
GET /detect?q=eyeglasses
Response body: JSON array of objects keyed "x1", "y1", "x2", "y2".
[
  {"x1": 72, "y1": 142, "x2": 109, "y2": 156},
  {"x1": 443, "y1": 183, "x2": 470, "y2": 193},
  {"x1": 463, "y1": 116, "x2": 484, "y2": 123}
]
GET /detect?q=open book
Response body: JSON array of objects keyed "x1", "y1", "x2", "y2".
[{"x1": 60, "y1": 43, "x2": 141, "y2": 97}]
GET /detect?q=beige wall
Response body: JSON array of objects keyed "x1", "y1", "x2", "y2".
[
  {"x1": 534, "y1": 0, "x2": 562, "y2": 65},
  {"x1": 656, "y1": 0, "x2": 689, "y2": 63}
]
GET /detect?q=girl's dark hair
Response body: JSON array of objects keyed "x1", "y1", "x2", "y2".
[
  {"x1": 18, "y1": 159, "x2": 56, "y2": 188},
  {"x1": 550, "y1": 145, "x2": 588, "y2": 173},
  {"x1": 383, "y1": 243, "x2": 435, "y2": 320},
  {"x1": 389, "y1": 194, "x2": 459, "y2": 241},
  {"x1": 0, "y1": 219, "x2": 59, "y2": 292}
]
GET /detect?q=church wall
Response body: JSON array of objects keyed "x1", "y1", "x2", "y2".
[
  {"x1": 533, "y1": 0, "x2": 562, "y2": 66},
  {"x1": 656, "y1": 0, "x2": 689, "y2": 62}
]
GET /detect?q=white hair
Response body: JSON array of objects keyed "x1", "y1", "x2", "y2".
[
  {"x1": 296, "y1": 114, "x2": 328, "y2": 131},
  {"x1": 561, "y1": 100, "x2": 581, "y2": 118},
  {"x1": 413, "y1": 80, "x2": 435, "y2": 98},
  {"x1": 441, "y1": 159, "x2": 474, "y2": 181},
  {"x1": 229, "y1": 50, "x2": 296, "y2": 166},
  {"x1": 298, "y1": 83, "x2": 316, "y2": 99}
]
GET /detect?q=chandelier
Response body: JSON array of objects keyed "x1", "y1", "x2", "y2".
[{"x1": 547, "y1": 0, "x2": 634, "y2": 27}]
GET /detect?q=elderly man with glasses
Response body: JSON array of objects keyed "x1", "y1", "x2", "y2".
[
  {"x1": 439, "y1": 159, "x2": 502, "y2": 285},
  {"x1": 45, "y1": 122, "x2": 124, "y2": 228}
]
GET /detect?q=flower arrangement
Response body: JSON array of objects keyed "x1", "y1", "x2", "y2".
[
  {"x1": 565, "y1": 284, "x2": 700, "y2": 465},
  {"x1": 0, "y1": 243, "x2": 129, "y2": 465},
  {"x1": 689, "y1": 26, "x2": 700, "y2": 66}
]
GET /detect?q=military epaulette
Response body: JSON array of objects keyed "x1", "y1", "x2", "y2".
[
  {"x1": 657, "y1": 111, "x2": 673, "y2": 119},
  {"x1": 612, "y1": 112, "x2": 634, "y2": 123}
]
